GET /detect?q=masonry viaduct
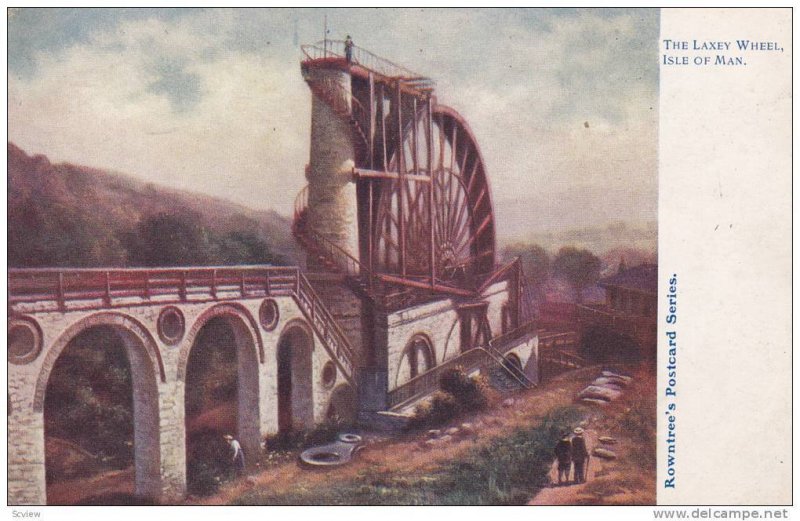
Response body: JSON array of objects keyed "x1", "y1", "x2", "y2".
[
  {"x1": 8, "y1": 267, "x2": 358, "y2": 504},
  {"x1": 8, "y1": 266, "x2": 538, "y2": 505}
]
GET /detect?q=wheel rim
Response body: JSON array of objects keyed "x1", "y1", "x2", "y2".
[{"x1": 372, "y1": 105, "x2": 495, "y2": 286}]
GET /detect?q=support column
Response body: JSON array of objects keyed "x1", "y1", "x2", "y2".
[
  {"x1": 7, "y1": 409, "x2": 46, "y2": 505},
  {"x1": 157, "y1": 378, "x2": 187, "y2": 502},
  {"x1": 395, "y1": 82, "x2": 406, "y2": 276},
  {"x1": 8, "y1": 364, "x2": 47, "y2": 505},
  {"x1": 306, "y1": 66, "x2": 360, "y2": 269}
]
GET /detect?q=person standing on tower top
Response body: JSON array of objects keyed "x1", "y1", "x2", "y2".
[{"x1": 344, "y1": 35, "x2": 354, "y2": 63}]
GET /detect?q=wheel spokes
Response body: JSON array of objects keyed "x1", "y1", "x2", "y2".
[{"x1": 372, "y1": 108, "x2": 494, "y2": 283}]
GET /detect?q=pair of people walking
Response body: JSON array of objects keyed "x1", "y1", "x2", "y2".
[{"x1": 554, "y1": 427, "x2": 590, "y2": 485}]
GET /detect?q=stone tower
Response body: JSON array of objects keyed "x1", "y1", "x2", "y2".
[{"x1": 305, "y1": 65, "x2": 360, "y2": 270}]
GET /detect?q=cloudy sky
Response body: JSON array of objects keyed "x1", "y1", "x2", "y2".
[{"x1": 8, "y1": 8, "x2": 659, "y2": 235}]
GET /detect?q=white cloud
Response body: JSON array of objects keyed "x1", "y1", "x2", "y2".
[{"x1": 8, "y1": 8, "x2": 658, "y2": 226}]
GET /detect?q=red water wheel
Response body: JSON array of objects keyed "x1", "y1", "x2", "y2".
[{"x1": 372, "y1": 104, "x2": 496, "y2": 288}]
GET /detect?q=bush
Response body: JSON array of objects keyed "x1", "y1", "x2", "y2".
[
  {"x1": 439, "y1": 367, "x2": 491, "y2": 413},
  {"x1": 302, "y1": 415, "x2": 354, "y2": 448},
  {"x1": 187, "y1": 459, "x2": 222, "y2": 497},
  {"x1": 408, "y1": 391, "x2": 458, "y2": 430},
  {"x1": 408, "y1": 368, "x2": 493, "y2": 430},
  {"x1": 186, "y1": 431, "x2": 236, "y2": 496},
  {"x1": 263, "y1": 416, "x2": 355, "y2": 453}
]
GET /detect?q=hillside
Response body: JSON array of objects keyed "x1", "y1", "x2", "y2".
[
  {"x1": 8, "y1": 143, "x2": 302, "y2": 268},
  {"x1": 494, "y1": 194, "x2": 657, "y2": 257}
]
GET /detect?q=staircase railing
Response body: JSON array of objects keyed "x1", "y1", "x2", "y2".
[
  {"x1": 387, "y1": 347, "x2": 493, "y2": 410},
  {"x1": 293, "y1": 190, "x2": 372, "y2": 279},
  {"x1": 540, "y1": 348, "x2": 586, "y2": 371},
  {"x1": 293, "y1": 271, "x2": 356, "y2": 382},
  {"x1": 302, "y1": 41, "x2": 433, "y2": 86},
  {"x1": 8, "y1": 266, "x2": 357, "y2": 386},
  {"x1": 304, "y1": 75, "x2": 369, "y2": 153},
  {"x1": 293, "y1": 184, "x2": 309, "y2": 225},
  {"x1": 386, "y1": 323, "x2": 539, "y2": 411}
]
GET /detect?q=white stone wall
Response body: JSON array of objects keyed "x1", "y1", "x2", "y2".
[
  {"x1": 501, "y1": 333, "x2": 540, "y2": 384},
  {"x1": 386, "y1": 297, "x2": 461, "y2": 390},
  {"x1": 384, "y1": 282, "x2": 516, "y2": 391},
  {"x1": 482, "y1": 280, "x2": 510, "y2": 337},
  {"x1": 7, "y1": 293, "x2": 349, "y2": 505},
  {"x1": 307, "y1": 66, "x2": 360, "y2": 264}
]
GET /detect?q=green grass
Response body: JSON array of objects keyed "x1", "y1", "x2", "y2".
[{"x1": 232, "y1": 406, "x2": 584, "y2": 506}]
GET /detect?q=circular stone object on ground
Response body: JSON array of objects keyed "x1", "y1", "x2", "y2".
[
  {"x1": 300, "y1": 439, "x2": 361, "y2": 467},
  {"x1": 338, "y1": 433, "x2": 362, "y2": 444}
]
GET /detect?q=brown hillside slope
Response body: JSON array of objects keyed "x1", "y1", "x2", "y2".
[{"x1": 8, "y1": 142, "x2": 301, "y2": 267}]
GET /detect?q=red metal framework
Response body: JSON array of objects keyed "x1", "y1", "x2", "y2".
[
  {"x1": 298, "y1": 43, "x2": 499, "y2": 303},
  {"x1": 372, "y1": 105, "x2": 496, "y2": 285}
]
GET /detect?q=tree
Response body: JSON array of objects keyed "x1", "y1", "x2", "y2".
[
  {"x1": 502, "y1": 243, "x2": 551, "y2": 300},
  {"x1": 214, "y1": 230, "x2": 284, "y2": 266},
  {"x1": 552, "y1": 246, "x2": 601, "y2": 303},
  {"x1": 123, "y1": 212, "x2": 212, "y2": 266},
  {"x1": 9, "y1": 196, "x2": 126, "y2": 267}
]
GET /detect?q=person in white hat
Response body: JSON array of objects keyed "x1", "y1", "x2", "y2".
[
  {"x1": 571, "y1": 427, "x2": 590, "y2": 483},
  {"x1": 224, "y1": 434, "x2": 245, "y2": 475}
]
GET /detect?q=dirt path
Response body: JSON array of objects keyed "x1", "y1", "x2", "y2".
[
  {"x1": 530, "y1": 369, "x2": 656, "y2": 506},
  {"x1": 46, "y1": 467, "x2": 134, "y2": 505},
  {"x1": 528, "y1": 429, "x2": 601, "y2": 505}
]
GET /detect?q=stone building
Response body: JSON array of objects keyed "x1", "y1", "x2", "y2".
[{"x1": 577, "y1": 264, "x2": 658, "y2": 360}]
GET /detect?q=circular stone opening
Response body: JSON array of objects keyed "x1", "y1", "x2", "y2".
[
  {"x1": 338, "y1": 433, "x2": 362, "y2": 444},
  {"x1": 8, "y1": 318, "x2": 42, "y2": 364},
  {"x1": 158, "y1": 307, "x2": 185, "y2": 345},
  {"x1": 321, "y1": 361, "x2": 337, "y2": 389},
  {"x1": 259, "y1": 299, "x2": 280, "y2": 331},
  {"x1": 309, "y1": 452, "x2": 341, "y2": 463}
]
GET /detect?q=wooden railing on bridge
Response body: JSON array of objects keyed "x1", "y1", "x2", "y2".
[
  {"x1": 537, "y1": 330, "x2": 585, "y2": 379},
  {"x1": 538, "y1": 331, "x2": 579, "y2": 350},
  {"x1": 8, "y1": 266, "x2": 356, "y2": 386},
  {"x1": 537, "y1": 350, "x2": 584, "y2": 381}
]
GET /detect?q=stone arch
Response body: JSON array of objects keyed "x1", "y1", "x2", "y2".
[
  {"x1": 180, "y1": 303, "x2": 262, "y2": 469},
  {"x1": 503, "y1": 352, "x2": 523, "y2": 372},
  {"x1": 276, "y1": 319, "x2": 315, "y2": 433},
  {"x1": 326, "y1": 383, "x2": 357, "y2": 424},
  {"x1": 395, "y1": 333, "x2": 436, "y2": 388},
  {"x1": 177, "y1": 302, "x2": 264, "y2": 382},
  {"x1": 34, "y1": 311, "x2": 163, "y2": 501},
  {"x1": 33, "y1": 312, "x2": 165, "y2": 412}
]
